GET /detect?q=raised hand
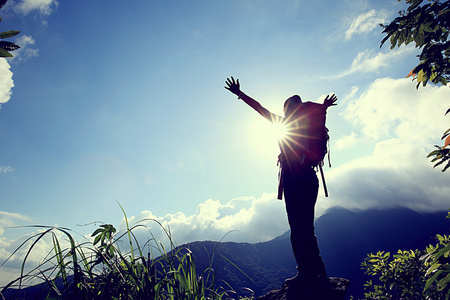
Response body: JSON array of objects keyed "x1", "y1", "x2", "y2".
[
  {"x1": 323, "y1": 94, "x2": 337, "y2": 109},
  {"x1": 225, "y1": 76, "x2": 242, "y2": 96}
]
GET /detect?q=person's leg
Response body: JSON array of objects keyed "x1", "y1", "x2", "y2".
[{"x1": 283, "y1": 167, "x2": 326, "y2": 281}]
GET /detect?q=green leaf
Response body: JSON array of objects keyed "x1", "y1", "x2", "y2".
[
  {"x1": 427, "y1": 262, "x2": 443, "y2": 276},
  {"x1": 416, "y1": 27, "x2": 425, "y2": 46},
  {"x1": 427, "y1": 150, "x2": 441, "y2": 157},
  {"x1": 0, "y1": 30, "x2": 20, "y2": 39},
  {"x1": 438, "y1": 275, "x2": 450, "y2": 287},
  {"x1": 417, "y1": 69, "x2": 426, "y2": 82},
  {"x1": 93, "y1": 234, "x2": 103, "y2": 246},
  {"x1": 407, "y1": 0, "x2": 423, "y2": 12},
  {"x1": 425, "y1": 269, "x2": 443, "y2": 290},
  {"x1": 0, "y1": 41, "x2": 20, "y2": 51},
  {"x1": 434, "y1": 158, "x2": 446, "y2": 168},
  {"x1": 0, "y1": 47, "x2": 12, "y2": 57},
  {"x1": 442, "y1": 160, "x2": 450, "y2": 172},
  {"x1": 442, "y1": 128, "x2": 450, "y2": 140},
  {"x1": 398, "y1": 29, "x2": 407, "y2": 46},
  {"x1": 381, "y1": 34, "x2": 391, "y2": 47},
  {"x1": 390, "y1": 32, "x2": 399, "y2": 49},
  {"x1": 422, "y1": 21, "x2": 438, "y2": 33},
  {"x1": 434, "y1": 243, "x2": 450, "y2": 259},
  {"x1": 431, "y1": 156, "x2": 441, "y2": 163},
  {"x1": 91, "y1": 228, "x2": 104, "y2": 237}
]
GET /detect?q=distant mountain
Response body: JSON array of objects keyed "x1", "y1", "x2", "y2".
[
  {"x1": 179, "y1": 234, "x2": 296, "y2": 297},
  {"x1": 180, "y1": 206, "x2": 450, "y2": 299},
  {"x1": 316, "y1": 206, "x2": 449, "y2": 298}
]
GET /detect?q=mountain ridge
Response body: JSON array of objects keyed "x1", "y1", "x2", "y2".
[
  {"x1": 180, "y1": 206, "x2": 450, "y2": 298},
  {"x1": 2, "y1": 206, "x2": 448, "y2": 299}
]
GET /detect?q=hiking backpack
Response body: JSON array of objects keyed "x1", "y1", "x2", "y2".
[
  {"x1": 277, "y1": 101, "x2": 330, "y2": 199},
  {"x1": 279, "y1": 101, "x2": 329, "y2": 167}
]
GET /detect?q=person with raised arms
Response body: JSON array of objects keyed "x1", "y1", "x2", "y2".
[{"x1": 225, "y1": 76, "x2": 337, "y2": 285}]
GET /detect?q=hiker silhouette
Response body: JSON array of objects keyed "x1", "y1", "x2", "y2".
[{"x1": 225, "y1": 76, "x2": 337, "y2": 283}]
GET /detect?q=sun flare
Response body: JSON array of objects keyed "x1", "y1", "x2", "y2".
[
  {"x1": 271, "y1": 120, "x2": 289, "y2": 142},
  {"x1": 248, "y1": 119, "x2": 289, "y2": 159}
]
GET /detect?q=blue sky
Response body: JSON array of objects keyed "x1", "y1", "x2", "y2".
[{"x1": 1, "y1": 0, "x2": 450, "y2": 284}]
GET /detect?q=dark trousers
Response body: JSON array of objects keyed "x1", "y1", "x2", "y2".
[{"x1": 282, "y1": 165, "x2": 327, "y2": 280}]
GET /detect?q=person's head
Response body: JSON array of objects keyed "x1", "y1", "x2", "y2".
[{"x1": 284, "y1": 95, "x2": 302, "y2": 116}]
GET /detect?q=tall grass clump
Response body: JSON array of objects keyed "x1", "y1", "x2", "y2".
[{"x1": 0, "y1": 206, "x2": 255, "y2": 299}]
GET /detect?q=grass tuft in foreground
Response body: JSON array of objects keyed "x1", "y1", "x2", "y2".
[{"x1": 0, "y1": 206, "x2": 255, "y2": 299}]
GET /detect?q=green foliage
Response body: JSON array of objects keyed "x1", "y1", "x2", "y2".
[
  {"x1": 427, "y1": 109, "x2": 450, "y2": 172},
  {"x1": 381, "y1": 0, "x2": 450, "y2": 172},
  {"x1": 362, "y1": 210, "x2": 450, "y2": 299},
  {"x1": 427, "y1": 145, "x2": 450, "y2": 172},
  {"x1": 422, "y1": 233, "x2": 450, "y2": 298},
  {"x1": 361, "y1": 249, "x2": 434, "y2": 299},
  {"x1": 0, "y1": 1, "x2": 20, "y2": 57},
  {"x1": 381, "y1": 0, "x2": 450, "y2": 88},
  {"x1": 0, "y1": 209, "x2": 254, "y2": 299}
]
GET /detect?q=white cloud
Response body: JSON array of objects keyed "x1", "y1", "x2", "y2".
[
  {"x1": 12, "y1": 35, "x2": 39, "y2": 62},
  {"x1": 0, "y1": 166, "x2": 13, "y2": 174},
  {"x1": 345, "y1": 9, "x2": 389, "y2": 40},
  {"x1": 119, "y1": 193, "x2": 289, "y2": 249},
  {"x1": 345, "y1": 77, "x2": 449, "y2": 142},
  {"x1": 0, "y1": 211, "x2": 30, "y2": 222},
  {"x1": 330, "y1": 46, "x2": 417, "y2": 79},
  {"x1": 0, "y1": 59, "x2": 14, "y2": 107},
  {"x1": 0, "y1": 220, "x2": 75, "y2": 287},
  {"x1": 12, "y1": 0, "x2": 58, "y2": 16},
  {"x1": 318, "y1": 140, "x2": 450, "y2": 214},
  {"x1": 335, "y1": 132, "x2": 358, "y2": 150},
  {"x1": 317, "y1": 77, "x2": 450, "y2": 215},
  {"x1": 345, "y1": 86, "x2": 359, "y2": 100}
]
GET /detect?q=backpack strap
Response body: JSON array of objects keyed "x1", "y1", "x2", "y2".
[
  {"x1": 318, "y1": 162, "x2": 328, "y2": 197},
  {"x1": 277, "y1": 154, "x2": 284, "y2": 200},
  {"x1": 326, "y1": 129, "x2": 331, "y2": 168}
]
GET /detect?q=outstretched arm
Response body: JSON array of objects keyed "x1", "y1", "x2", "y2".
[
  {"x1": 323, "y1": 94, "x2": 337, "y2": 109},
  {"x1": 225, "y1": 77, "x2": 282, "y2": 123}
]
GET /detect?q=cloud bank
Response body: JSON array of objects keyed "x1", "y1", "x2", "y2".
[
  {"x1": 0, "y1": 59, "x2": 14, "y2": 107},
  {"x1": 119, "y1": 193, "x2": 289, "y2": 248},
  {"x1": 326, "y1": 77, "x2": 450, "y2": 214}
]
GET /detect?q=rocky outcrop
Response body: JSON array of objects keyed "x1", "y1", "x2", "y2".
[{"x1": 258, "y1": 277, "x2": 350, "y2": 300}]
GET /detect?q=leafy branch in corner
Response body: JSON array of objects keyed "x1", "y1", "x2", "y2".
[
  {"x1": 380, "y1": 0, "x2": 450, "y2": 88},
  {"x1": 380, "y1": 0, "x2": 450, "y2": 172},
  {"x1": 0, "y1": 0, "x2": 20, "y2": 58},
  {"x1": 427, "y1": 108, "x2": 450, "y2": 172}
]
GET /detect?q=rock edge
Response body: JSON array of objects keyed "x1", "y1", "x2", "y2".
[{"x1": 258, "y1": 277, "x2": 351, "y2": 300}]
